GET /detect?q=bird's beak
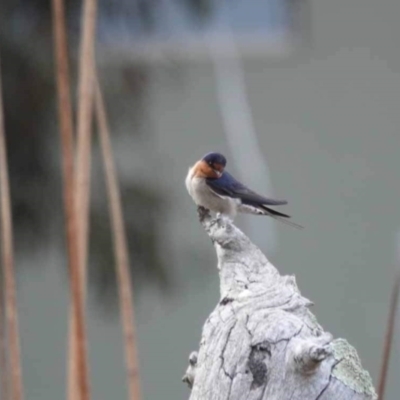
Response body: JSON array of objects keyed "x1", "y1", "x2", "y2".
[
  {"x1": 212, "y1": 163, "x2": 224, "y2": 178},
  {"x1": 213, "y1": 169, "x2": 222, "y2": 177}
]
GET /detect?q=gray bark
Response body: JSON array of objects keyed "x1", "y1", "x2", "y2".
[{"x1": 182, "y1": 207, "x2": 377, "y2": 400}]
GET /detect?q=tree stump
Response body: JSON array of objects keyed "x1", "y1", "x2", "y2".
[{"x1": 182, "y1": 207, "x2": 377, "y2": 400}]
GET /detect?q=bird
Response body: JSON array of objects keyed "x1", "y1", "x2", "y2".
[{"x1": 185, "y1": 152, "x2": 303, "y2": 229}]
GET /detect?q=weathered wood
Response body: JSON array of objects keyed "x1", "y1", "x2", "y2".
[{"x1": 183, "y1": 207, "x2": 377, "y2": 400}]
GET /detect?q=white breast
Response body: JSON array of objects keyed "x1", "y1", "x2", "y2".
[{"x1": 185, "y1": 166, "x2": 238, "y2": 217}]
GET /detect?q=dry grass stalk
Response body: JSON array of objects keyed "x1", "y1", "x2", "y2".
[
  {"x1": 377, "y1": 267, "x2": 400, "y2": 399},
  {"x1": 70, "y1": 0, "x2": 98, "y2": 398},
  {"x1": 50, "y1": 0, "x2": 82, "y2": 399},
  {"x1": 0, "y1": 285, "x2": 8, "y2": 400},
  {"x1": 0, "y1": 58, "x2": 24, "y2": 400},
  {"x1": 95, "y1": 76, "x2": 142, "y2": 400}
]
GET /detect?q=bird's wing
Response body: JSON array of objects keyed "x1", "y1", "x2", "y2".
[{"x1": 206, "y1": 171, "x2": 288, "y2": 206}]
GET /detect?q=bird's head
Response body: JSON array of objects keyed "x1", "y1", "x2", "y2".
[{"x1": 199, "y1": 152, "x2": 227, "y2": 178}]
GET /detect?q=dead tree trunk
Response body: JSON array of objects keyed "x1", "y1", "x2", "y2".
[{"x1": 183, "y1": 207, "x2": 377, "y2": 400}]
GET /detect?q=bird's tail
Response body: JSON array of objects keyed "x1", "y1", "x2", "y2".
[
  {"x1": 261, "y1": 205, "x2": 304, "y2": 230},
  {"x1": 266, "y1": 213, "x2": 304, "y2": 230}
]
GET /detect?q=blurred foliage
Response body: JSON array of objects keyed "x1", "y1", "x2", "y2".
[
  {"x1": 179, "y1": 0, "x2": 214, "y2": 21},
  {"x1": 0, "y1": 41, "x2": 56, "y2": 254},
  {"x1": 88, "y1": 184, "x2": 171, "y2": 313},
  {"x1": 0, "y1": 0, "x2": 215, "y2": 311}
]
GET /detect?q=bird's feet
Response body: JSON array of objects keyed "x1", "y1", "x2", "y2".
[{"x1": 197, "y1": 206, "x2": 211, "y2": 223}]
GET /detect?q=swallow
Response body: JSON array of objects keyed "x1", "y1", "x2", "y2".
[{"x1": 185, "y1": 152, "x2": 303, "y2": 229}]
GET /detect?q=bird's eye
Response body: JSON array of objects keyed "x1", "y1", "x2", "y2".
[{"x1": 208, "y1": 161, "x2": 213, "y2": 166}]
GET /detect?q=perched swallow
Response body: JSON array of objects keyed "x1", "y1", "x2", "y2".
[{"x1": 185, "y1": 152, "x2": 303, "y2": 229}]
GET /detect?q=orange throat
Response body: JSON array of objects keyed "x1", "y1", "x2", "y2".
[{"x1": 193, "y1": 160, "x2": 221, "y2": 179}]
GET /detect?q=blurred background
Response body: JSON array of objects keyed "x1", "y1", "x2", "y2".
[{"x1": 0, "y1": 0, "x2": 400, "y2": 399}]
